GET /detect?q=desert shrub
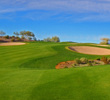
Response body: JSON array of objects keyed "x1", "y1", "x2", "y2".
[
  {"x1": 87, "y1": 62, "x2": 93, "y2": 66},
  {"x1": 51, "y1": 36, "x2": 60, "y2": 42},
  {"x1": 96, "y1": 58, "x2": 100, "y2": 61},
  {"x1": 0, "y1": 39, "x2": 3, "y2": 41},
  {"x1": 101, "y1": 56, "x2": 108, "y2": 64},
  {"x1": 21, "y1": 36, "x2": 25, "y2": 39},
  {"x1": 17, "y1": 37, "x2": 21, "y2": 41},
  {"x1": 12, "y1": 36, "x2": 15, "y2": 38},
  {"x1": 99, "y1": 61, "x2": 105, "y2": 65},
  {"x1": 4, "y1": 35, "x2": 9, "y2": 39},
  {"x1": 43, "y1": 36, "x2": 60, "y2": 42},
  {"x1": 107, "y1": 57, "x2": 110, "y2": 63},
  {"x1": 11, "y1": 39, "x2": 15, "y2": 42},
  {"x1": 92, "y1": 61, "x2": 100, "y2": 65},
  {"x1": 80, "y1": 57, "x2": 88, "y2": 64},
  {"x1": 64, "y1": 66, "x2": 68, "y2": 68},
  {"x1": 74, "y1": 58, "x2": 81, "y2": 64},
  {"x1": 72, "y1": 63, "x2": 77, "y2": 67}
]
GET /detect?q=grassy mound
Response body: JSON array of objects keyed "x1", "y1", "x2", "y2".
[{"x1": 0, "y1": 42, "x2": 110, "y2": 100}]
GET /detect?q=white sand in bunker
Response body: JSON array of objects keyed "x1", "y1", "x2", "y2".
[
  {"x1": 0, "y1": 42, "x2": 26, "y2": 46},
  {"x1": 69, "y1": 46, "x2": 110, "y2": 55}
]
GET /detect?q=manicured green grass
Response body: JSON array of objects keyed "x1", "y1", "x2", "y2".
[{"x1": 0, "y1": 42, "x2": 110, "y2": 100}]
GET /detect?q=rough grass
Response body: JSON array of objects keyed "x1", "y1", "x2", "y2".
[{"x1": 0, "y1": 42, "x2": 110, "y2": 100}]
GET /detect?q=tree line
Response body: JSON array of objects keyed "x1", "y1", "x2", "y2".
[
  {"x1": 0, "y1": 30, "x2": 60, "y2": 42},
  {"x1": 0, "y1": 30, "x2": 36, "y2": 40}
]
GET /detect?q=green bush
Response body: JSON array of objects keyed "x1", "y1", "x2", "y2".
[
  {"x1": 11, "y1": 39, "x2": 15, "y2": 42},
  {"x1": 17, "y1": 37, "x2": 21, "y2": 41},
  {"x1": 12, "y1": 36, "x2": 15, "y2": 38},
  {"x1": 74, "y1": 58, "x2": 81, "y2": 64},
  {"x1": 96, "y1": 58, "x2": 100, "y2": 60},
  {"x1": 80, "y1": 57, "x2": 88, "y2": 64},
  {"x1": 4, "y1": 35, "x2": 9, "y2": 39}
]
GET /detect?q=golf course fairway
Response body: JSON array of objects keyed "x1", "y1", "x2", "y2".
[{"x1": 0, "y1": 42, "x2": 110, "y2": 100}]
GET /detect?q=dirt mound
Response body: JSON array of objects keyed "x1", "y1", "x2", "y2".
[
  {"x1": 56, "y1": 61, "x2": 74, "y2": 69},
  {"x1": 55, "y1": 60, "x2": 104, "y2": 69},
  {"x1": 0, "y1": 42, "x2": 26, "y2": 46},
  {"x1": 68, "y1": 46, "x2": 110, "y2": 55}
]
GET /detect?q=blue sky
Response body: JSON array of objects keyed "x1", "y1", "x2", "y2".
[{"x1": 1, "y1": 0, "x2": 110, "y2": 43}]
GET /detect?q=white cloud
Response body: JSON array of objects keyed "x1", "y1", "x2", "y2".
[
  {"x1": 1, "y1": 0, "x2": 110, "y2": 21},
  {"x1": 1, "y1": 0, "x2": 110, "y2": 13}
]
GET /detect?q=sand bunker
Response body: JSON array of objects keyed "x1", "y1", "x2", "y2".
[
  {"x1": 0, "y1": 42, "x2": 26, "y2": 46},
  {"x1": 69, "y1": 46, "x2": 110, "y2": 55},
  {"x1": 97, "y1": 45, "x2": 110, "y2": 47}
]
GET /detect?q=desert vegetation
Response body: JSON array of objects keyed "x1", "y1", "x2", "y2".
[
  {"x1": 100, "y1": 38, "x2": 110, "y2": 44},
  {"x1": 56, "y1": 56, "x2": 110, "y2": 69},
  {"x1": 0, "y1": 30, "x2": 60, "y2": 43},
  {"x1": 0, "y1": 30, "x2": 36, "y2": 42},
  {"x1": 43, "y1": 36, "x2": 60, "y2": 42}
]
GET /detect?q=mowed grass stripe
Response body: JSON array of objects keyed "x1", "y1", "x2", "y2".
[
  {"x1": 0, "y1": 44, "x2": 57, "y2": 57},
  {"x1": 1, "y1": 42, "x2": 110, "y2": 100},
  {"x1": 0, "y1": 43, "x2": 109, "y2": 69},
  {"x1": 0, "y1": 43, "x2": 59, "y2": 68},
  {"x1": 1, "y1": 65, "x2": 110, "y2": 100}
]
